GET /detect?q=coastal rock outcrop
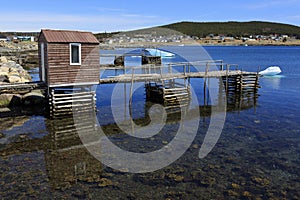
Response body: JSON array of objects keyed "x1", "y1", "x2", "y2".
[
  {"x1": 0, "y1": 90, "x2": 45, "y2": 108},
  {"x1": 0, "y1": 41, "x2": 38, "y2": 51},
  {"x1": 0, "y1": 56, "x2": 32, "y2": 83},
  {"x1": 0, "y1": 94, "x2": 22, "y2": 107},
  {"x1": 0, "y1": 41, "x2": 38, "y2": 69},
  {"x1": 0, "y1": 56, "x2": 45, "y2": 108}
]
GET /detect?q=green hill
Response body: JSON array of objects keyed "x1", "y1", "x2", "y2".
[{"x1": 161, "y1": 21, "x2": 300, "y2": 38}]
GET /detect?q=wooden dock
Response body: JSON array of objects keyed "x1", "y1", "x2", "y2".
[
  {"x1": 0, "y1": 59, "x2": 260, "y2": 118},
  {"x1": 97, "y1": 61, "x2": 260, "y2": 114},
  {"x1": 99, "y1": 60, "x2": 258, "y2": 83},
  {"x1": 99, "y1": 69, "x2": 257, "y2": 84},
  {"x1": 0, "y1": 81, "x2": 46, "y2": 93}
]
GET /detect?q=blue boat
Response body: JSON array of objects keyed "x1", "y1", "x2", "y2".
[{"x1": 144, "y1": 48, "x2": 175, "y2": 58}]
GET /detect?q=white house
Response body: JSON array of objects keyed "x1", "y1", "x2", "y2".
[{"x1": 0, "y1": 35, "x2": 7, "y2": 41}]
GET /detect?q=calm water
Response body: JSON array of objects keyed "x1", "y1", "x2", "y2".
[{"x1": 0, "y1": 46, "x2": 299, "y2": 199}]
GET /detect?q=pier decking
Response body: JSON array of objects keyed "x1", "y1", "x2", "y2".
[
  {"x1": 0, "y1": 81, "x2": 46, "y2": 93},
  {"x1": 99, "y1": 69, "x2": 257, "y2": 84}
]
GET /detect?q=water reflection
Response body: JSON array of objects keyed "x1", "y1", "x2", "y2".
[
  {"x1": 44, "y1": 116, "x2": 103, "y2": 189},
  {"x1": 261, "y1": 75, "x2": 283, "y2": 90},
  {"x1": 0, "y1": 78, "x2": 262, "y2": 197}
]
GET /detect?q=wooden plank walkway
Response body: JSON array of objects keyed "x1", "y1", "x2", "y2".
[
  {"x1": 0, "y1": 81, "x2": 46, "y2": 93},
  {"x1": 99, "y1": 70, "x2": 257, "y2": 84}
]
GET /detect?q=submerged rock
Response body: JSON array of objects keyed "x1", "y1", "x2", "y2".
[
  {"x1": 227, "y1": 190, "x2": 240, "y2": 197},
  {"x1": 98, "y1": 178, "x2": 114, "y2": 187}
]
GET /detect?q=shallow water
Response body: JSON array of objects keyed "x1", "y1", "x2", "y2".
[{"x1": 0, "y1": 46, "x2": 299, "y2": 199}]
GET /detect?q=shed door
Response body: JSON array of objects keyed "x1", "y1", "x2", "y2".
[{"x1": 41, "y1": 43, "x2": 45, "y2": 82}]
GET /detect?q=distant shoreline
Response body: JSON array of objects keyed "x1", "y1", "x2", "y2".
[
  {"x1": 196, "y1": 39, "x2": 300, "y2": 46},
  {"x1": 100, "y1": 40, "x2": 300, "y2": 49}
]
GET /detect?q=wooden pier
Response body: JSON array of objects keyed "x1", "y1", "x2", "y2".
[
  {"x1": 99, "y1": 68, "x2": 257, "y2": 84},
  {"x1": 98, "y1": 61, "x2": 259, "y2": 112},
  {"x1": 0, "y1": 60, "x2": 260, "y2": 118}
]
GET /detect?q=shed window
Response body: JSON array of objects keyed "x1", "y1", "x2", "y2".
[{"x1": 70, "y1": 43, "x2": 81, "y2": 65}]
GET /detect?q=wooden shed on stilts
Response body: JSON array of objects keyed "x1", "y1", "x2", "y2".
[{"x1": 38, "y1": 29, "x2": 100, "y2": 118}]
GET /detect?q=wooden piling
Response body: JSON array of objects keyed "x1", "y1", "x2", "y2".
[{"x1": 48, "y1": 87, "x2": 96, "y2": 119}]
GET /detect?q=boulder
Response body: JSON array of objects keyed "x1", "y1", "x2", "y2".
[
  {"x1": 0, "y1": 66, "x2": 10, "y2": 73},
  {"x1": 2, "y1": 61, "x2": 16, "y2": 68},
  {"x1": 0, "y1": 75, "x2": 9, "y2": 82},
  {"x1": 10, "y1": 94, "x2": 23, "y2": 106},
  {"x1": 0, "y1": 60, "x2": 32, "y2": 83},
  {"x1": 8, "y1": 70, "x2": 20, "y2": 76},
  {"x1": 0, "y1": 56, "x2": 8, "y2": 63},
  {"x1": 22, "y1": 90, "x2": 45, "y2": 106},
  {"x1": 20, "y1": 77, "x2": 30, "y2": 83},
  {"x1": 0, "y1": 94, "x2": 22, "y2": 107},
  {"x1": 0, "y1": 71, "x2": 8, "y2": 77},
  {"x1": 114, "y1": 56, "x2": 125, "y2": 66},
  {"x1": 8, "y1": 75, "x2": 21, "y2": 83}
]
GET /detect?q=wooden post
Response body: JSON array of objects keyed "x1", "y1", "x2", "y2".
[
  {"x1": 168, "y1": 64, "x2": 172, "y2": 74},
  {"x1": 203, "y1": 78, "x2": 207, "y2": 106},
  {"x1": 129, "y1": 68, "x2": 135, "y2": 119},
  {"x1": 205, "y1": 62, "x2": 209, "y2": 76},
  {"x1": 226, "y1": 64, "x2": 229, "y2": 95},
  {"x1": 220, "y1": 60, "x2": 224, "y2": 71}
]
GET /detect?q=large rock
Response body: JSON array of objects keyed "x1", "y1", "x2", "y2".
[
  {"x1": 22, "y1": 90, "x2": 45, "y2": 106},
  {"x1": 20, "y1": 77, "x2": 30, "y2": 83},
  {"x1": 0, "y1": 56, "x2": 8, "y2": 63},
  {"x1": 0, "y1": 71, "x2": 8, "y2": 77},
  {"x1": 0, "y1": 66, "x2": 10, "y2": 73},
  {"x1": 114, "y1": 56, "x2": 125, "y2": 66},
  {"x1": 0, "y1": 60, "x2": 32, "y2": 83},
  {"x1": 8, "y1": 75, "x2": 21, "y2": 83},
  {"x1": 0, "y1": 75, "x2": 9, "y2": 82},
  {"x1": 0, "y1": 94, "x2": 22, "y2": 107},
  {"x1": 2, "y1": 61, "x2": 17, "y2": 68}
]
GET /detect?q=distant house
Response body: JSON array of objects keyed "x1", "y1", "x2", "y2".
[
  {"x1": 0, "y1": 34, "x2": 7, "y2": 41},
  {"x1": 14, "y1": 36, "x2": 35, "y2": 42},
  {"x1": 38, "y1": 29, "x2": 100, "y2": 87}
]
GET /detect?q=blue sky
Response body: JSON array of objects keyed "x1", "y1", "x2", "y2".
[{"x1": 1, "y1": 0, "x2": 300, "y2": 32}]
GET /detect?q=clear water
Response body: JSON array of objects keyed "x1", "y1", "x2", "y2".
[{"x1": 0, "y1": 46, "x2": 299, "y2": 199}]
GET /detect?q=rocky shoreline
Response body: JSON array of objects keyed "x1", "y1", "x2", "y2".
[
  {"x1": 0, "y1": 41, "x2": 38, "y2": 69},
  {"x1": 0, "y1": 55, "x2": 45, "y2": 109}
]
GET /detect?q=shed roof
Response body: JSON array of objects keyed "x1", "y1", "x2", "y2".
[{"x1": 40, "y1": 29, "x2": 99, "y2": 44}]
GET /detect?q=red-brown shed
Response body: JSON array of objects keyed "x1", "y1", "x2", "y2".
[{"x1": 38, "y1": 29, "x2": 100, "y2": 87}]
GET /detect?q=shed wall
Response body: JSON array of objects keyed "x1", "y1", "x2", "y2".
[
  {"x1": 46, "y1": 43, "x2": 99, "y2": 86},
  {"x1": 38, "y1": 34, "x2": 49, "y2": 85}
]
